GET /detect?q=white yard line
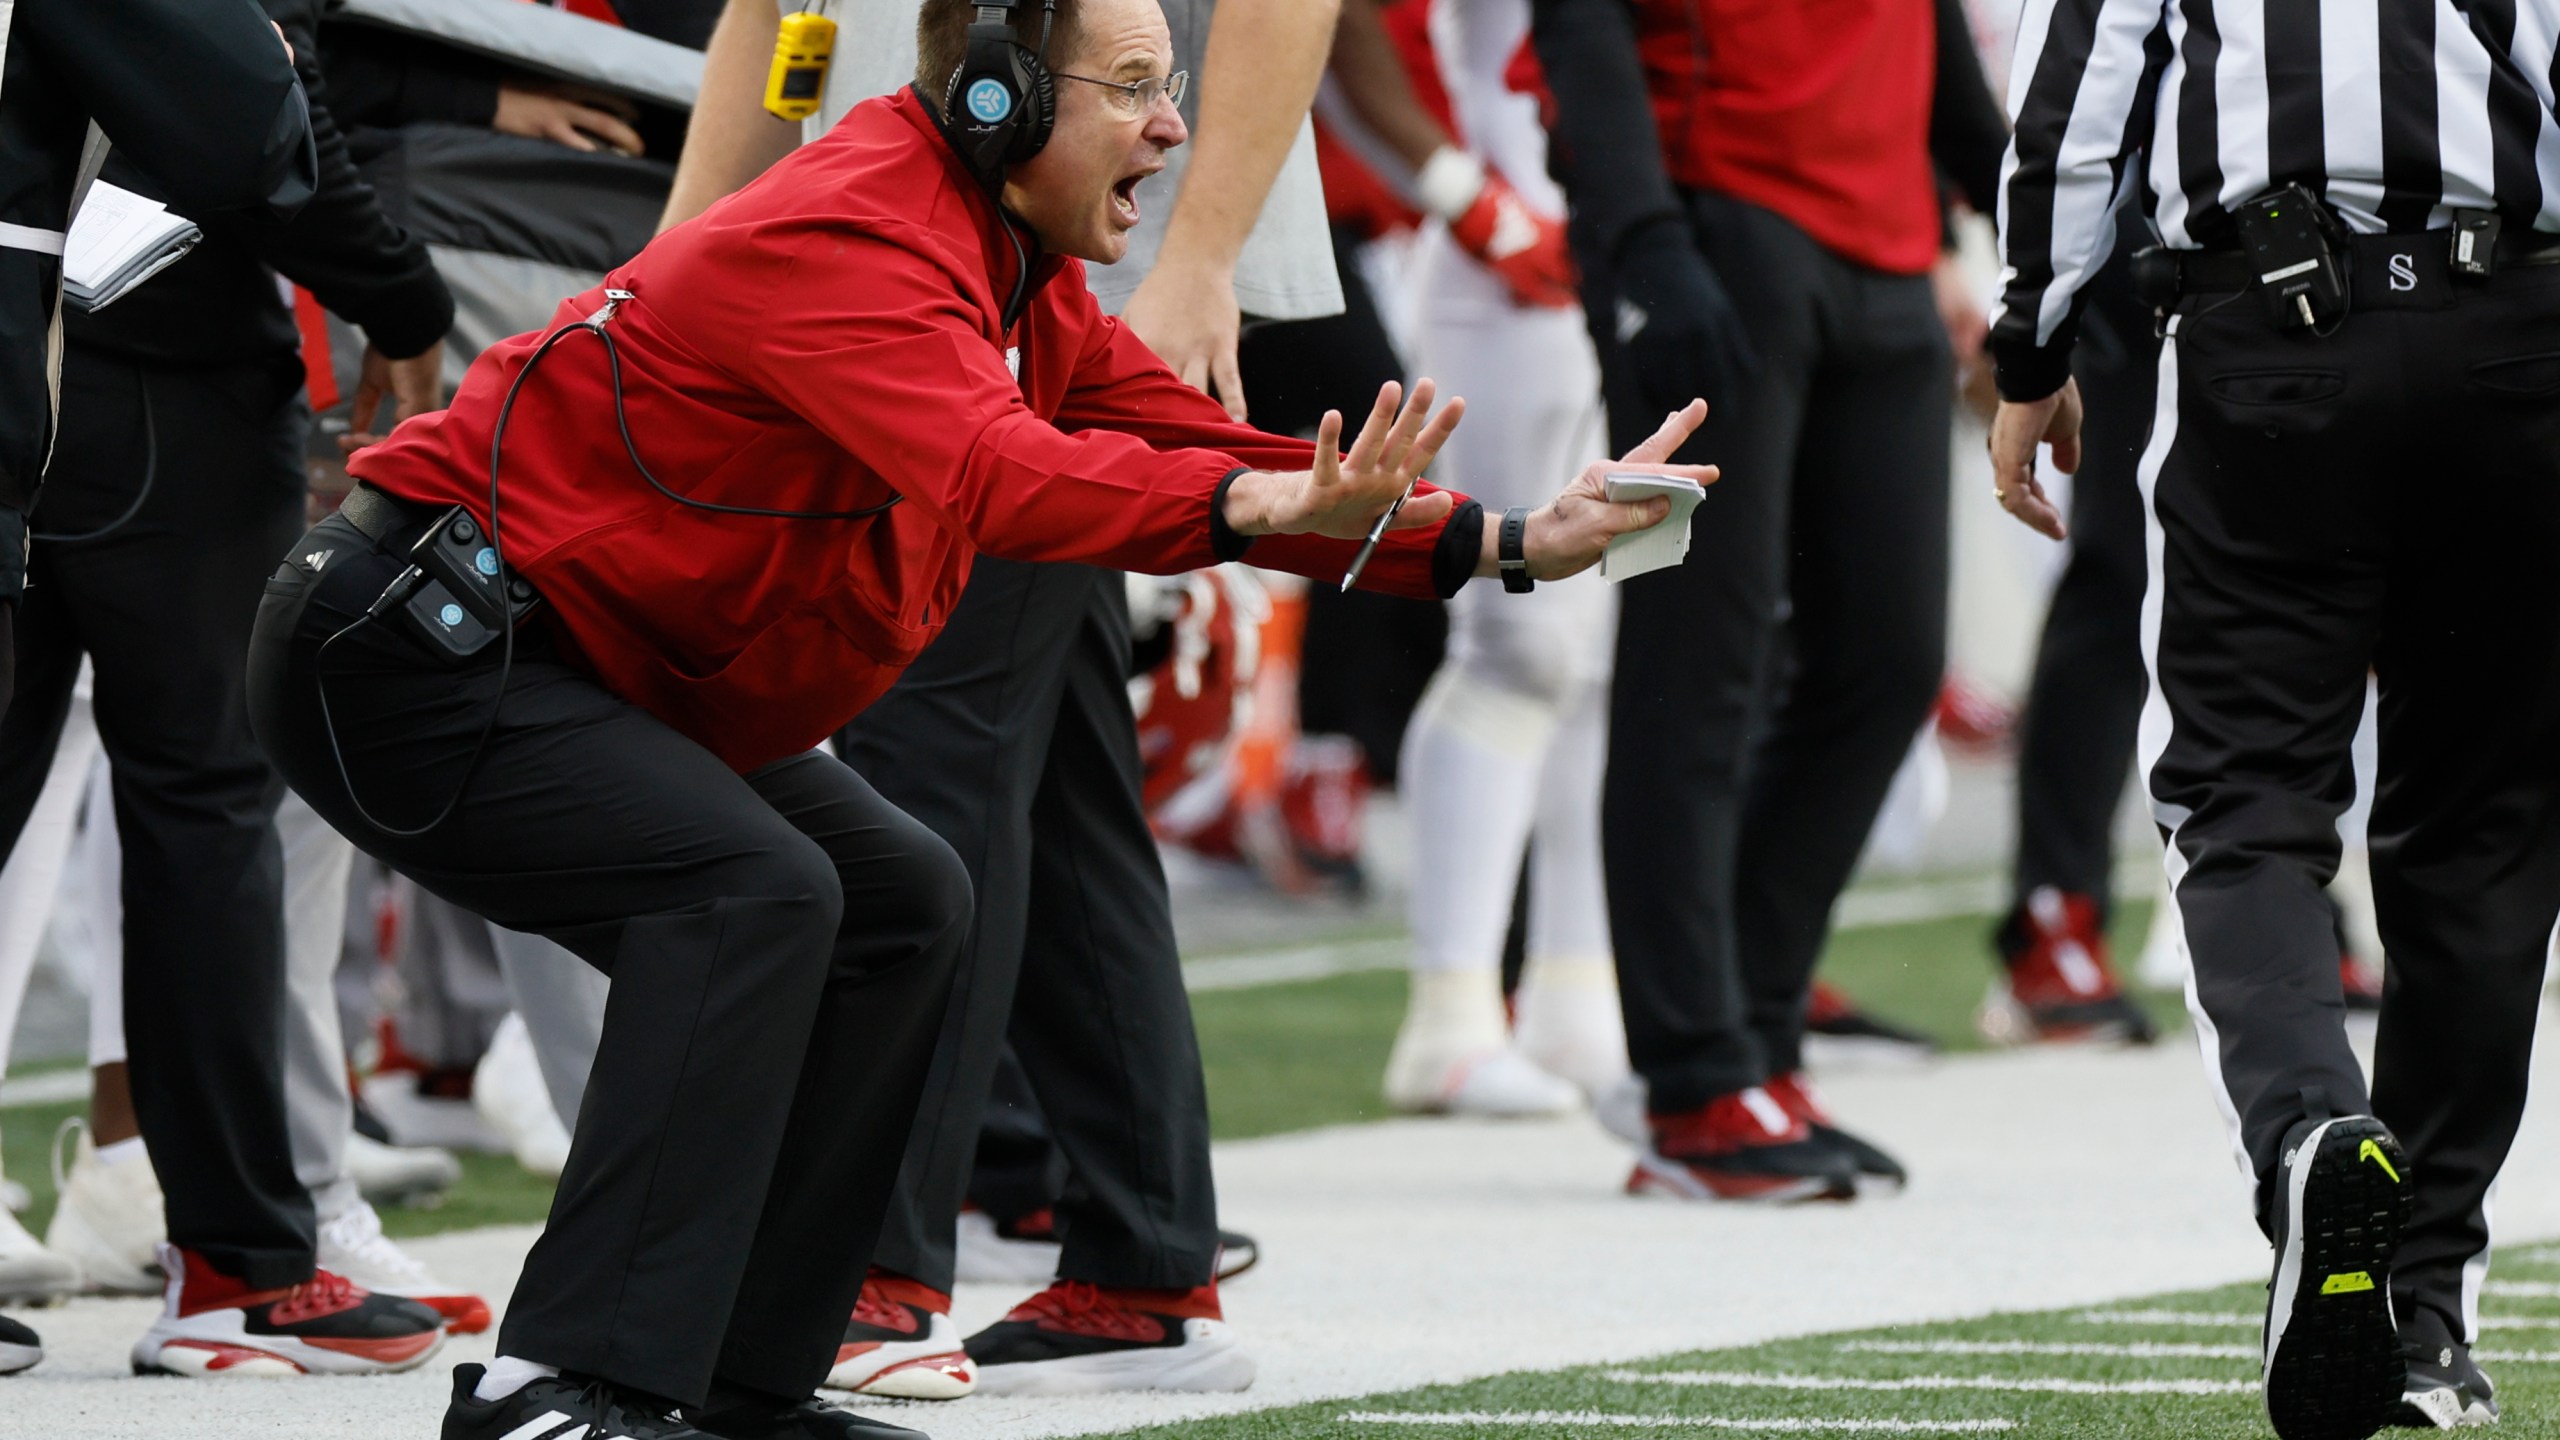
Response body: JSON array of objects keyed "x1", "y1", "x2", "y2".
[
  {"x1": 1606, "y1": 1369, "x2": 2254, "y2": 1397},
  {"x1": 1342, "y1": 1413, "x2": 2016, "y2": 1434},
  {"x1": 1837, "y1": 1340, "x2": 2253, "y2": 1361},
  {"x1": 2485, "y1": 1280, "x2": 2560, "y2": 1298}
]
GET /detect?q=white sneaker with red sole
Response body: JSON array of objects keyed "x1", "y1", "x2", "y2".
[
  {"x1": 316, "y1": 1200, "x2": 491, "y2": 1334},
  {"x1": 129, "y1": 1243, "x2": 445, "y2": 1377},
  {"x1": 823, "y1": 1268, "x2": 976, "y2": 1400}
]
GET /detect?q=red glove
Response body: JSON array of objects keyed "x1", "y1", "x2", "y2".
[{"x1": 1448, "y1": 168, "x2": 1578, "y2": 309}]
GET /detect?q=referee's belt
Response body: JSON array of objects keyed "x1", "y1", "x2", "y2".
[{"x1": 2135, "y1": 226, "x2": 2560, "y2": 309}]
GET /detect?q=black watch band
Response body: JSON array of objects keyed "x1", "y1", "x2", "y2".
[{"x1": 1498, "y1": 506, "x2": 1534, "y2": 593}]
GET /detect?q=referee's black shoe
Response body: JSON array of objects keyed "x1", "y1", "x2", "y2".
[
  {"x1": 2262, "y1": 1115, "x2": 2412, "y2": 1440},
  {"x1": 442, "y1": 1364, "x2": 708, "y2": 1439},
  {"x1": 692, "y1": 1388, "x2": 931, "y2": 1440},
  {"x1": 2393, "y1": 1307, "x2": 2498, "y2": 1430}
]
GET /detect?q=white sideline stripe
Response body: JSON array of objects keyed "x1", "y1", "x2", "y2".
[
  {"x1": 0, "y1": 1069, "x2": 88, "y2": 1109},
  {"x1": 1342, "y1": 1412, "x2": 2015, "y2": 1434},
  {"x1": 1839, "y1": 1340, "x2": 2254, "y2": 1361},
  {"x1": 1182, "y1": 941, "x2": 1404, "y2": 992},
  {"x1": 1175, "y1": 871, "x2": 2148, "y2": 995},
  {"x1": 496, "y1": 1413, "x2": 574, "y2": 1440},
  {"x1": 1606, "y1": 1369, "x2": 2252, "y2": 1398},
  {"x1": 2075, "y1": 1309, "x2": 2560, "y2": 1332}
]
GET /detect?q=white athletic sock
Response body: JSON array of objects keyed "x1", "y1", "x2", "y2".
[
  {"x1": 93, "y1": 1136, "x2": 147, "y2": 1168},
  {"x1": 475, "y1": 1355, "x2": 561, "y2": 1402}
]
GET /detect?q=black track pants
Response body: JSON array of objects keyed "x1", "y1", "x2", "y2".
[
  {"x1": 0, "y1": 352, "x2": 312, "y2": 1285},
  {"x1": 2146, "y1": 262, "x2": 2560, "y2": 1345},
  {"x1": 247, "y1": 509, "x2": 968, "y2": 1404},
  {"x1": 2009, "y1": 232, "x2": 2159, "y2": 915},
  {"x1": 839, "y1": 558, "x2": 1219, "y2": 1295},
  {"x1": 1589, "y1": 192, "x2": 1952, "y2": 1109}
]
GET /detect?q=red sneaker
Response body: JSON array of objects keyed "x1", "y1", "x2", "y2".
[
  {"x1": 825, "y1": 1267, "x2": 974, "y2": 1400},
  {"x1": 1988, "y1": 887, "x2": 2159, "y2": 1045},
  {"x1": 2341, "y1": 952, "x2": 2384, "y2": 1012},
  {"x1": 1627, "y1": 1088, "x2": 1859, "y2": 1204},
  {"x1": 129, "y1": 1244, "x2": 444, "y2": 1377},
  {"x1": 965, "y1": 1280, "x2": 1254, "y2": 1395}
]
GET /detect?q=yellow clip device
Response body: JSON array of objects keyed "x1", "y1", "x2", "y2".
[{"x1": 765, "y1": 11, "x2": 836, "y2": 121}]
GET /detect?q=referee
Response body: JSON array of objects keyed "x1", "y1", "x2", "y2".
[{"x1": 1989, "y1": 5, "x2": 2560, "y2": 1437}]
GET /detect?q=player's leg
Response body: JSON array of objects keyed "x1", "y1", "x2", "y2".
[
  {"x1": 1391, "y1": 291, "x2": 1607, "y2": 1115},
  {"x1": 970, "y1": 577, "x2": 1245, "y2": 1397},
  {"x1": 1727, "y1": 262, "x2": 1948, "y2": 1189}
]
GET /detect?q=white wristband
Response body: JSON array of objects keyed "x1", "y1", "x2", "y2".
[{"x1": 1415, "y1": 146, "x2": 1488, "y2": 222}]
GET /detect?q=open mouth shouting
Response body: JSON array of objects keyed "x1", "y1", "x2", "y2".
[{"x1": 1111, "y1": 165, "x2": 1157, "y2": 229}]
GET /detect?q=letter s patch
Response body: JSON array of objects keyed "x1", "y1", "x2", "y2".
[{"x1": 2388, "y1": 252, "x2": 2418, "y2": 292}]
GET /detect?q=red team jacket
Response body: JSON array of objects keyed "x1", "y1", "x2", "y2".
[
  {"x1": 349, "y1": 89, "x2": 1466, "y2": 773},
  {"x1": 1632, "y1": 0, "x2": 1940, "y2": 276}
]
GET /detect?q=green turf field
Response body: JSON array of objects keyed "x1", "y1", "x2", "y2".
[
  {"x1": 1112, "y1": 1251, "x2": 2560, "y2": 1440},
  {"x1": 0, "y1": 896, "x2": 2176, "y2": 1240}
]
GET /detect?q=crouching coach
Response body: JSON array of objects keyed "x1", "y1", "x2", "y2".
[{"x1": 245, "y1": 0, "x2": 1709, "y2": 1434}]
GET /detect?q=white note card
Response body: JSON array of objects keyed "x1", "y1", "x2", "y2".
[
  {"x1": 1599, "y1": 472, "x2": 1707, "y2": 582},
  {"x1": 63, "y1": 182, "x2": 201, "y2": 313}
]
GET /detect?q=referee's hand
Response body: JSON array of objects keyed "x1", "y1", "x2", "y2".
[{"x1": 1988, "y1": 378, "x2": 2082, "y2": 541}]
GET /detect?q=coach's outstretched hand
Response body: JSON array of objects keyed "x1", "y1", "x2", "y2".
[
  {"x1": 1489, "y1": 399, "x2": 1719, "y2": 582},
  {"x1": 1224, "y1": 379, "x2": 1465, "y2": 539}
]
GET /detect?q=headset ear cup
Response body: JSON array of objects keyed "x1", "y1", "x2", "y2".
[{"x1": 1011, "y1": 49, "x2": 1056, "y2": 162}]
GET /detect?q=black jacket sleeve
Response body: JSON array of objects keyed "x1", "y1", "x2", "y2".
[
  {"x1": 319, "y1": 25, "x2": 505, "y2": 133},
  {"x1": 1930, "y1": 0, "x2": 2007, "y2": 221},
  {"x1": 230, "y1": 3, "x2": 453, "y2": 359},
  {"x1": 1528, "y1": 0, "x2": 1686, "y2": 263},
  {"x1": 26, "y1": 0, "x2": 317, "y2": 219}
]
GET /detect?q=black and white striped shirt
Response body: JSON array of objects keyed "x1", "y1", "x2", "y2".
[{"x1": 1990, "y1": 0, "x2": 2560, "y2": 400}]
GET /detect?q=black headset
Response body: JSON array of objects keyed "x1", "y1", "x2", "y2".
[{"x1": 942, "y1": 0, "x2": 1060, "y2": 185}]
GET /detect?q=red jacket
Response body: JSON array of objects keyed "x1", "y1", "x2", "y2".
[
  {"x1": 351, "y1": 89, "x2": 1465, "y2": 773},
  {"x1": 1634, "y1": 0, "x2": 1939, "y2": 276}
]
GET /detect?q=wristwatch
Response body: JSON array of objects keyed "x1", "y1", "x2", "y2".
[{"x1": 1499, "y1": 506, "x2": 1534, "y2": 593}]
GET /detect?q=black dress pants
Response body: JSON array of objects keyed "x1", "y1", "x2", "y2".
[
  {"x1": 2148, "y1": 259, "x2": 2560, "y2": 1345},
  {"x1": 246, "y1": 508, "x2": 969, "y2": 1404},
  {"x1": 0, "y1": 350, "x2": 312, "y2": 1286},
  {"x1": 1591, "y1": 192, "x2": 1951, "y2": 1110},
  {"x1": 2009, "y1": 218, "x2": 2158, "y2": 915},
  {"x1": 839, "y1": 558, "x2": 1218, "y2": 1295}
]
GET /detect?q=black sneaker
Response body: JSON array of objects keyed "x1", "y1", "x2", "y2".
[
  {"x1": 2264, "y1": 1115, "x2": 2412, "y2": 1440},
  {"x1": 442, "y1": 1363, "x2": 708, "y2": 1440},
  {"x1": 0, "y1": 1313, "x2": 40, "y2": 1376},
  {"x1": 1215, "y1": 1229, "x2": 1259, "y2": 1282},
  {"x1": 1768, "y1": 1072, "x2": 1907, "y2": 1195},
  {"x1": 2394, "y1": 1309, "x2": 2497, "y2": 1429},
  {"x1": 692, "y1": 1391, "x2": 931, "y2": 1440}
]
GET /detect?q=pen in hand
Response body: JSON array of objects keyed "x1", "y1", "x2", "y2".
[{"x1": 1339, "y1": 477, "x2": 1418, "y2": 593}]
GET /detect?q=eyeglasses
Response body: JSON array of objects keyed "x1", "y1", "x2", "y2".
[{"x1": 1054, "y1": 69, "x2": 1189, "y2": 118}]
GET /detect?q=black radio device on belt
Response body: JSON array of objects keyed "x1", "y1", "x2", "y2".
[
  {"x1": 395, "y1": 506, "x2": 543, "y2": 659},
  {"x1": 2234, "y1": 184, "x2": 2348, "y2": 331}
]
